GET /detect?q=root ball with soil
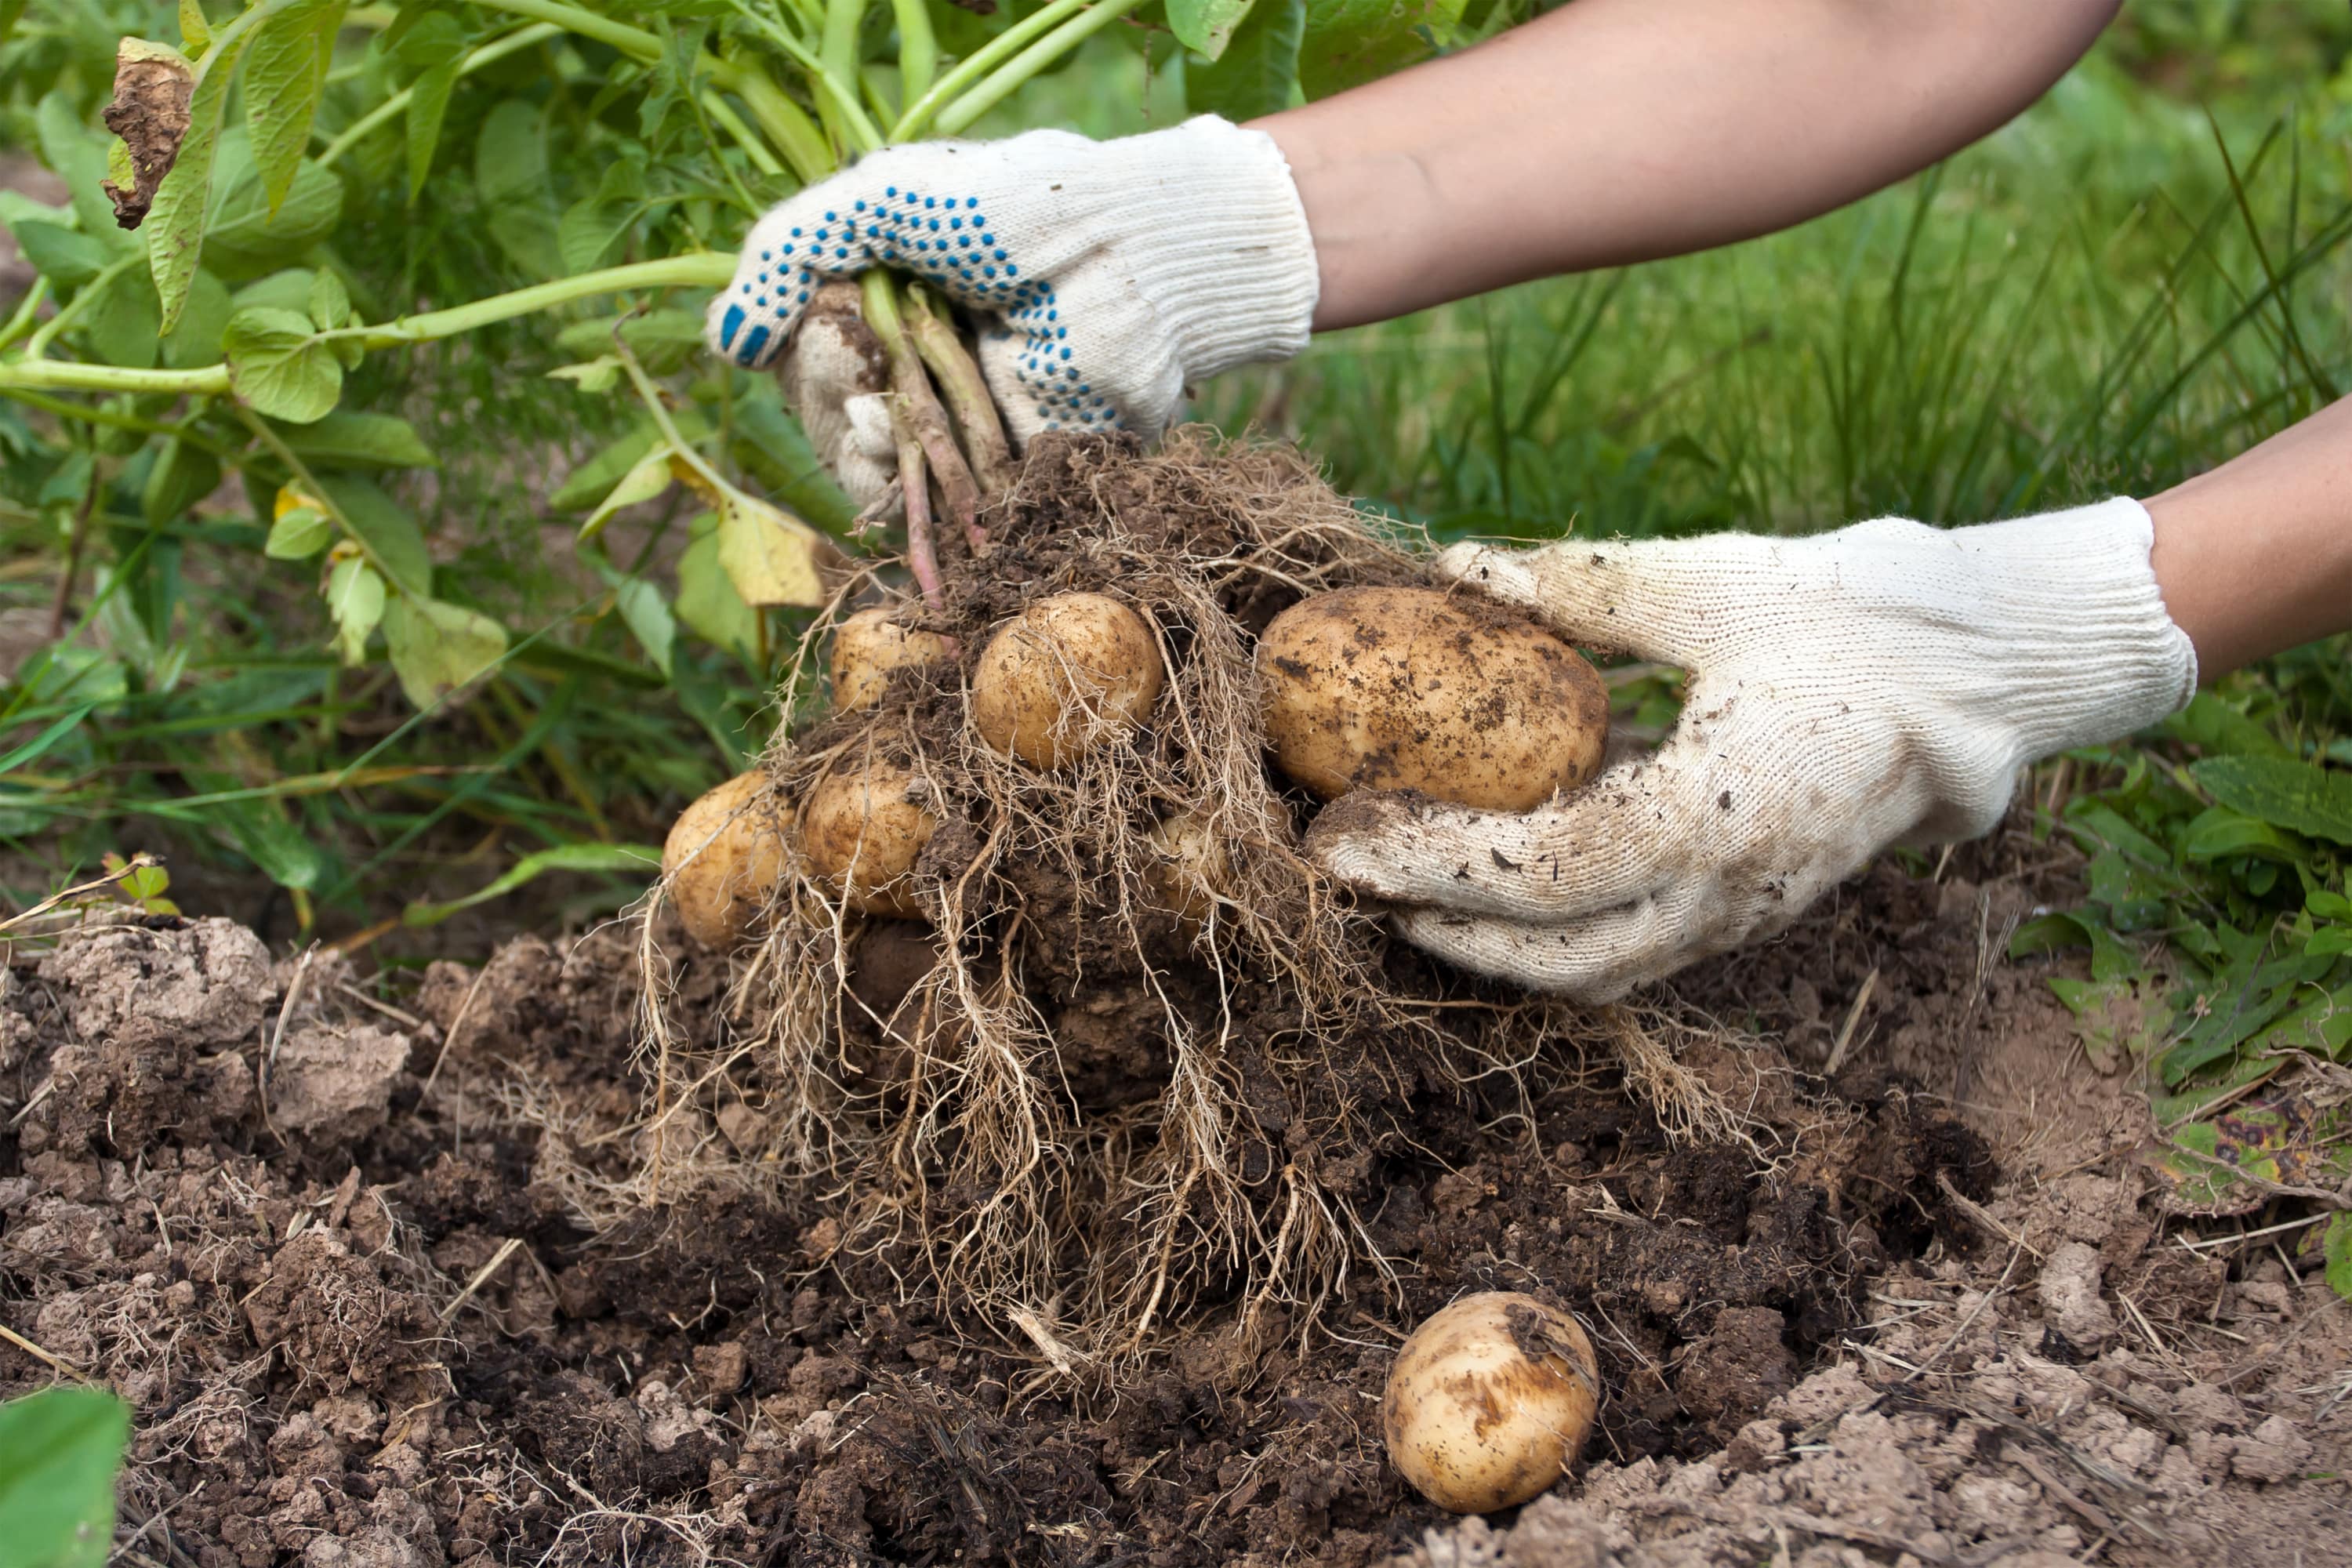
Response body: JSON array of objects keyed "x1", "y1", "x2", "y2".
[{"x1": 641, "y1": 301, "x2": 1625, "y2": 1360}]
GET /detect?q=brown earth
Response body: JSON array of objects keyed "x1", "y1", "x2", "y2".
[{"x1": 5, "y1": 824, "x2": 2344, "y2": 1566}]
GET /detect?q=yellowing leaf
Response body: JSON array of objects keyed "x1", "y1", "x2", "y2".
[
  {"x1": 324, "y1": 554, "x2": 385, "y2": 665},
  {"x1": 577, "y1": 447, "x2": 677, "y2": 543},
  {"x1": 669, "y1": 460, "x2": 837, "y2": 608},
  {"x1": 382, "y1": 595, "x2": 508, "y2": 710},
  {"x1": 276, "y1": 484, "x2": 325, "y2": 519}
]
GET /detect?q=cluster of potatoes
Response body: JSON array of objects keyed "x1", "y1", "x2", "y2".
[
  {"x1": 661, "y1": 583, "x2": 1615, "y2": 1515},
  {"x1": 663, "y1": 584, "x2": 1610, "y2": 947}
]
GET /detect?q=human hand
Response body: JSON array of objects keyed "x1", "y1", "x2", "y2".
[
  {"x1": 1307, "y1": 500, "x2": 2198, "y2": 1000},
  {"x1": 704, "y1": 116, "x2": 1318, "y2": 446}
]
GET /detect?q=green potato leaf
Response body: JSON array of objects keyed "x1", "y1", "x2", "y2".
[
  {"x1": 84, "y1": 267, "x2": 162, "y2": 368},
  {"x1": 245, "y1": 0, "x2": 349, "y2": 216},
  {"x1": 160, "y1": 267, "x2": 234, "y2": 367},
  {"x1": 1188, "y1": 0, "x2": 1302, "y2": 120},
  {"x1": 1299, "y1": 0, "x2": 1463, "y2": 98},
  {"x1": 265, "y1": 506, "x2": 333, "y2": 559},
  {"x1": 146, "y1": 24, "x2": 254, "y2": 333},
  {"x1": 1169, "y1": 0, "x2": 1255, "y2": 60},
  {"x1": 317, "y1": 476, "x2": 433, "y2": 595},
  {"x1": 9, "y1": 224, "x2": 114, "y2": 288},
  {"x1": 0, "y1": 1387, "x2": 132, "y2": 1568},
  {"x1": 278, "y1": 412, "x2": 437, "y2": 470},
  {"x1": 406, "y1": 58, "x2": 459, "y2": 202},
  {"x1": 224, "y1": 306, "x2": 344, "y2": 423}
]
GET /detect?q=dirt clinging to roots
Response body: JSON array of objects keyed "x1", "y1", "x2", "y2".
[{"x1": 639, "y1": 430, "x2": 1627, "y2": 1358}]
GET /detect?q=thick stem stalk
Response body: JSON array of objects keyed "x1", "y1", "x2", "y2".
[
  {"x1": 352, "y1": 255, "x2": 737, "y2": 348},
  {"x1": 0, "y1": 361, "x2": 232, "y2": 397},
  {"x1": 891, "y1": 0, "x2": 1110, "y2": 140},
  {"x1": 861, "y1": 274, "x2": 983, "y2": 550},
  {"x1": 893, "y1": 0, "x2": 937, "y2": 109},
  {"x1": 905, "y1": 288, "x2": 1014, "y2": 498},
  {"x1": 888, "y1": 397, "x2": 945, "y2": 612}
]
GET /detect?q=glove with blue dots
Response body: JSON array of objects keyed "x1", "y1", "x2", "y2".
[{"x1": 705, "y1": 115, "x2": 1319, "y2": 445}]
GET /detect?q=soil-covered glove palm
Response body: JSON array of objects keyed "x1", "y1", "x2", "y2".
[
  {"x1": 706, "y1": 115, "x2": 1318, "y2": 445},
  {"x1": 1308, "y1": 500, "x2": 2198, "y2": 1001}
]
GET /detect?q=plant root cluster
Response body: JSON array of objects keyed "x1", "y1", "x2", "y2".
[{"x1": 632, "y1": 430, "x2": 1694, "y2": 1362}]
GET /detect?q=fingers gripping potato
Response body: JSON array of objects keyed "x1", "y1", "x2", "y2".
[{"x1": 1258, "y1": 586, "x2": 1608, "y2": 811}]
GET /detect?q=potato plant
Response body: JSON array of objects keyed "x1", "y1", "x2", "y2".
[{"x1": 0, "y1": 0, "x2": 1494, "y2": 912}]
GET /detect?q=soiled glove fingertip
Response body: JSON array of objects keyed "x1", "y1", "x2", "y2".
[{"x1": 1303, "y1": 789, "x2": 1435, "y2": 889}]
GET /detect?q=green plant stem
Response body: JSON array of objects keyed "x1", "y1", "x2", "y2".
[
  {"x1": 465, "y1": 0, "x2": 838, "y2": 176},
  {"x1": 717, "y1": 8, "x2": 878, "y2": 157},
  {"x1": 347, "y1": 255, "x2": 738, "y2": 349},
  {"x1": 893, "y1": 0, "x2": 1139, "y2": 140},
  {"x1": 0, "y1": 277, "x2": 50, "y2": 353},
  {"x1": 315, "y1": 22, "x2": 565, "y2": 168},
  {"x1": 0, "y1": 387, "x2": 234, "y2": 457},
  {"x1": 0, "y1": 360, "x2": 232, "y2": 397},
  {"x1": 893, "y1": 0, "x2": 936, "y2": 112},
  {"x1": 820, "y1": 0, "x2": 865, "y2": 123},
  {"x1": 701, "y1": 89, "x2": 786, "y2": 178},
  {"x1": 935, "y1": 0, "x2": 1146, "y2": 135},
  {"x1": 23, "y1": 256, "x2": 140, "y2": 361},
  {"x1": 461, "y1": 0, "x2": 655, "y2": 59},
  {"x1": 722, "y1": 66, "x2": 837, "y2": 182}
]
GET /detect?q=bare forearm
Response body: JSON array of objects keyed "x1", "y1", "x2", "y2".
[
  {"x1": 1258, "y1": 0, "x2": 2118, "y2": 330},
  {"x1": 2144, "y1": 398, "x2": 2352, "y2": 678}
]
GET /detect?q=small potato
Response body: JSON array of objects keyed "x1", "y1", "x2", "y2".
[
  {"x1": 1257, "y1": 586, "x2": 1606, "y2": 811},
  {"x1": 800, "y1": 755, "x2": 938, "y2": 918},
  {"x1": 971, "y1": 592, "x2": 1165, "y2": 768},
  {"x1": 831, "y1": 606, "x2": 953, "y2": 713},
  {"x1": 1381, "y1": 1290, "x2": 1599, "y2": 1514},
  {"x1": 663, "y1": 771, "x2": 796, "y2": 948},
  {"x1": 1147, "y1": 809, "x2": 1226, "y2": 931}
]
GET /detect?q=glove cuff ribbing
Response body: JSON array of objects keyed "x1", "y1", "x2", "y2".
[
  {"x1": 1119, "y1": 116, "x2": 1320, "y2": 383},
  {"x1": 1951, "y1": 496, "x2": 2199, "y2": 765}
]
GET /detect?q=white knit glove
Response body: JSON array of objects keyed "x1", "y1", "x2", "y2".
[
  {"x1": 705, "y1": 116, "x2": 1319, "y2": 444},
  {"x1": 1307, "y1": 499, "x2": 2198, "y2": 1001}
]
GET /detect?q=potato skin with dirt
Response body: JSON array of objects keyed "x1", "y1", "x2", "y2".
[
  {"x1": 662, "y1": 772, "x2": 796, "y2": 948},
  {"x1": 1257, "y1": 586, "x2": 1606, "y2": 811},
  {"x1": 831, "y1": 607, "x2": 953, "y2": 713},
  {"x1": 1381, "y1": 1290, "x2": 1599, "y2": 1514},
  {"x1": 971, "y1": 592, "x2": 1165, "y2": 768},
  {"x1": 800, "y1": 756, "x2": 938, "y2": 918}
]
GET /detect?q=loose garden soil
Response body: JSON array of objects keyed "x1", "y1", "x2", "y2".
[{"x1": 6, "y1": 829, "x2": 2344, "y2": 1566}]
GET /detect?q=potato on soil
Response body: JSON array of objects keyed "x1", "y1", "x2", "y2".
[
  {"x1": 1381, "y1": 1290, "x2": 1599, "y2": 1514},
  {"x1": 1257, "y1": 586, "x2": 1607, "y2": 811},
  {"x1": 831, "y1": 606, "x2": 953, "y2": 713},
  {"x1": 971, "y1": 592, "x2": 1165, "y2": 768},
  {"x1": 662, "y1": 771, "x2": 797, "y2": 948},
  {"x1": 800, "y1": 755, "x2": 939, "y2": 918}
]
